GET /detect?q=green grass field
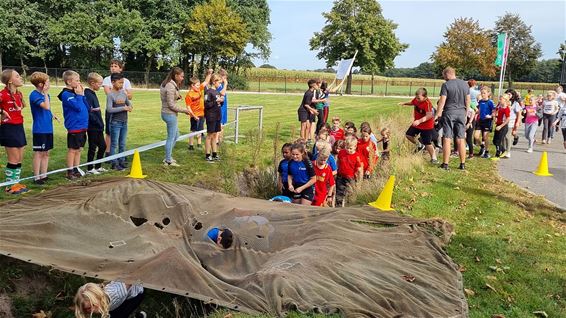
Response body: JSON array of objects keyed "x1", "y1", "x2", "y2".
[{"x1": 0, "y1": 87, "x2": 564, "y2": 317}]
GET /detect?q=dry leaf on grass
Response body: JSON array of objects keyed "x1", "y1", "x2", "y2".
[
  {"x1": 401, "y1": 275, "x2": 416, "y2": 282},
  {"x1": 464, "y1": 288, "x2": 475, "y2": 297},
  {"x1": 475, "y1": 256, "x2": 481, "y2": 262},
  {"x1": 224, "y1": 313, "x2": 233, "y2": 318},
  {"x1": 486, "y1": 275, "x2": 498, "y2": 281},
  {"x1": 32, "y1": 310, "x2": 50, "y2": 318},
  {"x1": 533, "y1": 311, "x2": 548, "y2": 318},
  {"x1": 485, "y1": 283, "x2": 497, "y2": 292},
  {"x1": 491, "y1": 315, "x2": 505, "y2": 318}
]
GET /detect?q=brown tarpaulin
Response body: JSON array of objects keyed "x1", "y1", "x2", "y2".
[{"x1": 0, "y1": 178, "x2": 468, "y2": 317}]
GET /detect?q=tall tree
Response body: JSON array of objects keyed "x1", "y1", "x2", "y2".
[
  {"x1": 228, "y1": 0, "x2": 271, "y2": 60},
  {"x1": 493, "y1": 12, "x2": 542, "y2": 85},
  {"x1": 309, "y1": 0, "x2": 407, "y2": 94},
  {"x1": 0, "y1": 0, "x2": 41, "y2": 72},
  {"x1": 431, "y1": 18, "x2": 497, "y2": 79},
  {"x1": 183, "y1": 0, "x2": 250, "y2": 74}
]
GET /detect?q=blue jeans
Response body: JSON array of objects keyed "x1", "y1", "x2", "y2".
[
  {"x1": 161, "y1": 113, "x2": 179, "y2": 162},
  {"x1": 109, "y1": 120, "x2": 128, "y2": 166}
]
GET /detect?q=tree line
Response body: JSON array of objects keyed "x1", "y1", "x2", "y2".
[{"x1": 0, "y1": 0, "x2": 270, "y2": 79}]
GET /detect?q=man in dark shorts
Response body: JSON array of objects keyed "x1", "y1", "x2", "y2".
[
  {"x1": 435, "y1": 67, "x2": 471, "y2": 170},
  {"x1": 298, "y1": 79, "x2": 318, "y2": 141}
]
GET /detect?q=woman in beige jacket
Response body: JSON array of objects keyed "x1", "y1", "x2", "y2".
[{"x1": 160, "y1": 67, "x2": 195, "y2": 166}]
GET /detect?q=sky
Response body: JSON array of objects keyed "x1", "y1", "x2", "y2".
[{"x1": 253, "y1": 0, "x2": 566, "y2": 70}]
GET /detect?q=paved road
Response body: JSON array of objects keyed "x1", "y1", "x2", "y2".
[{"x1": 497, "y1": 125, "x2": 566, "y2": 210}]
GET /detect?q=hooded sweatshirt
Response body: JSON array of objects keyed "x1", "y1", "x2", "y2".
[{"x1": 58, "y1": 88, "x2": 88, "y2": 132}]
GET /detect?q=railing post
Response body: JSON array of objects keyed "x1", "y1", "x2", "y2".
[
  {"x1": 259, "y1": 107, "x2": 263, "y2": 131},
  {"x1": 360, "y1": 80, "x2": 363, "y2": 96},
  {"x1": 284, "y1": 76, "x2": 287, "y2": 94},
  {"x1": 385, "y1": 80, "x2": 388, "y2": 96},
  {"x1": 234, "y1": 107, "x2": 240, "y2": 144},
  {"x1": 258, "y1": 77, "x2": 261, "y2": 93},
  {"x1": 433, "y1": 82, "x2": 436, "y2": 96},
  {"x1": 409, "y1": 81, "x2": 412, "y2": 96}
]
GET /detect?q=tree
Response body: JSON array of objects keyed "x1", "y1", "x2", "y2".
[
  {"x1": 0, "y1": 0, "x2": 41, "y2": 72},
  {"x1": 183, "y1": 0, "x2": 250, "y2": 74},
  {"x1": 309, "y1": 0, "x2": 407, "y2": 94},
  {"x1": 493, "y1": 12, "x2": 542, "y2": 85},
  {"x1": 228, "y1": 0, "x2": 271, "y2": 60},
  {"x1": 431, "y1": 18, "x2": 497, "y2": 79},
  {"x1": 259, "y1": 64, "x2": 276, "y2": 69}
]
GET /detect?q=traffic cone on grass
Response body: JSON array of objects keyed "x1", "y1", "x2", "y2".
[
  {"x1": 368, "y1": 175, "x2": 395, "y2": 211},
  {"x1": 127, "y1": 150, "x2": 147, "y2": 179},
  {"x1": 533, "y1": 151, "x2": 553, "y2": 176}
]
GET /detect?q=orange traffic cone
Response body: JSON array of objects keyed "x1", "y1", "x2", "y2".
[
  {"x1": 368, "y1": 176, "x2": 395, "y2": 211},
  {"x1": 533, "y1": 151, "x2": 553, "y2": 176},
  {"x1": 127, "y1": 150, "x2": 147, "y2": 179}
]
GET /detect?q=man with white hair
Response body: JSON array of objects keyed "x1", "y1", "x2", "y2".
[{"x1": 435, "y1": 67, "x2": 471, "y2": 170}]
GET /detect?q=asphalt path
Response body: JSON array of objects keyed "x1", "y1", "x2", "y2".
[{"x1": 497, "y1": 124, "x2": 566, "y2": 210}]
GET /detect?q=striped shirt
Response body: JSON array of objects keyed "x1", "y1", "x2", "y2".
[{"x1": 104, "y1": 281, "x2": 144, "y2": 311}]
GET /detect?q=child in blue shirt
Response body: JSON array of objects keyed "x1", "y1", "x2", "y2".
[
  {"x1": 58, "y1": 70, "x2": 89, "y2": 180},
  {"x1": 277, "y1": 143, "x2": 293, "y2": 199},
  {"x1": 287, "y1": 143, "x2": 316, "y2": 205},
  {"x1": 476, "y1": 87, "x2": 496, "y2": 158},
  {"x1": 29, "y1": 72, "x2": 57, "y2": 184}
]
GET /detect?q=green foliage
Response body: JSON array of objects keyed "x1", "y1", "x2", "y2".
[
  {"x1": 259, "y1": 64, "x2": 276, "y2": 69},
  {"x1": 431, "y1": 17, "x2": 497, "y2": 79},
  {"x1": 227, "y1": 73, "x2": 249, "y2": 90},
  {"x1": 516, "y1": 59, "x2": 561, "y2": 83},
  {"x1": 0, "y1": 0, "x2": 41, "y2": 68},
  {"x1": 228, "y1": 0, "x2": 271, "y2": 59},
  {"x1": 183, "y1": 0, "x2": 251, "y2": 69},
  {"x1": 493, "y1": 13, "x2": 542, "y2": 85},
  {"x1": 383, "y1": 62, "x2": 439, "y2": 79},
  {"x1": 309, "y1": 0, "x2": 407, "y2": 73}
]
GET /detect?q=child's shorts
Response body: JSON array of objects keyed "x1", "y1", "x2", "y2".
[
  {"x1": 0, "y1": 124, "x2": 26, "y2": 147},
  {"x1": 479, "y1": 119, "x2": 493, "y2": 132},
  {"x1": 190, "y1": 116, "x2": 205, "y2": 132},
  {"x1": 32, "y1": 133, "x2": 54, "y2": 151},
  {"x1": 206, "y1": 117, "x2": 221, "y2": 133},
  {"x1": 292, "y1": 183, "x2": 314, "y2": 201},
  {"x1": 105, "y1": 112, "x2": 111, "y2": 135},
  {"x1": 67, "y1": 131, "x2": 87, "y2": 150},
  {"x1": 406, "y1": 126, "x2": 434, "y2": 145}
]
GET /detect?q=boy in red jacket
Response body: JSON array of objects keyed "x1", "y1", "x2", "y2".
[{"x1": 336, "y1": 136, "x2": 363, "y2": 207}]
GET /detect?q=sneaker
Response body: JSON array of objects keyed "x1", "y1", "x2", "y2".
[
  {"x1": 66, "y1": 172, "x2": 78, "y2": 180},
  {"x1": 188, "y1": 145, "x2": 194, "y2": 151},
  {"x1": 205, "y1": 156, "x2": 215, "y2": 163},
  {"x1": 97, "y1": 167, "x2": 108, "y2": 173},
  {"x1": 135, "y1": 311, "x2": 147, "y2": 318},
  {"x1": 112, "y1": 164, "x2": 125, "y2": 171},
  {"x1": 6, "y1": 183, "x2": 29, "y2": 194},
  {"x1": 495, "y1": 151, "x2": 501, "y2": 158},
  {"x1": 33, "y1": 179, "x2": 45, "y2": 185},
  {"x1": 439, "y1": 163, "x2": 449, "y2": 170},
  {"x1": 481, "y1": 152, "x2": 491, "y2": 159},
  {"x1": 502, "y1": 152, "x2": 511, "y2": 159},
  {"x1": 87, "y1": 169, "x2": 100, "y2": 175},
  {"x1": 548, "y1": 138, "x2": 552, "y2": 144},
  {"x1": 212, "y1": 155, "x2": 220, "y2": 161},
  {"x1": 478, "y1": 147, "x2": 485, "y2": 157},
  {"x1": 527, "y1": 148, "x2": 533, "y2": 153},
  {"x1": 513, "y1": 136, "x2": 519, "y2": 145},
  {"x1": 467, "y1": 154, "x2": 474, "y2": 159},
  {"x1": 163, "y1": 160, "x2": 180, "y2": 167},
  {"x1": 415, "y1": 143, "x2": 425, "y2": 153},
  {"x1": 459, "y1": 163, "x2": 465, "y2": 170},
  {"x1": 542, "y1": 140, "x2": 547, "y2": 144},
  {"x1": 431, "y1": 158, "x2": 439, "y2": 164}
]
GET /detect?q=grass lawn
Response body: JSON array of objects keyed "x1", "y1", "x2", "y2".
[{"x1": 0, "y1": 87, "x2": 564, "y2": 317}]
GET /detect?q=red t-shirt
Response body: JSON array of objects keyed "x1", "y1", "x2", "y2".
[
  {"x1": 312, "y1": 162, "x2": 335, "y2": 206},
  {"x1": 0, "y1": 87, "x2": 24, "y2": 125},
  {"x1": 337, "y1": 149, "x2": 362, "y2": 179},
  {"x1": 411, "y1": 97, "x2": 434, "y2": 130},
  {"x1": 357, "y1": 138, "x2": 378, "y2": 174},
  {"x1": 496, "y1": 106, "x2": 510, "y2": 125},
  {"x1": 330, "y1": 127, "x2": 345, "y2": 140}
]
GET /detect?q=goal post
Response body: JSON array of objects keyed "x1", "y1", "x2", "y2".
[{"x1": 232, "y1": 105, "x2": 264, "y2": 144}]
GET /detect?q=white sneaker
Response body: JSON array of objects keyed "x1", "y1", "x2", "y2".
[
  {"x1": 503, "y1": 152, "x2": 511, "y2": 158},
  {"x1": 527, "y1": 148, "x2": 533, "y2": 153},
  {"x1": 97, "y1": 167, "x2": 108, "y2": 173},
  {"x1": 87, "y1": 169, "x2": 100, "y2": 175},
  {"x1": 163, "y1": 159, "x2": 180, "y2": 167},
  {"x1": 548, "y1": 138, "x2": 552, "y2": 144}
]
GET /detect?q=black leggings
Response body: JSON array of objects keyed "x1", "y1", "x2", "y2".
[
  {"x1": 493, "y1": 125, "x2": 508, "y2": 153},
  {"x1": 109, "y1": 293, "x2": 144, "y2": 318},
  {"x1": 87, "y1": 130, "x2": 106, "y2": 170},
  {"x1": 315, "y1": 109, "x2": 325, "y2": 135},
  {"x1": 465, "y1": 126, "x2": 474, "y2": 155}
]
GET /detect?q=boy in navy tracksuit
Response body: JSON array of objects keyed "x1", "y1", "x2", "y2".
[
  {"x1": 84, "y1": 72, "x2": 107, "y2": 174},
  {"x1": 58, "y1": 70, "x2": 89, "y2": 180}
]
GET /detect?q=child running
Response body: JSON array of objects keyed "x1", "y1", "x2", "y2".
[
  {"x1": 398, "y1": 88, "x2": 437, "y2": 163},
  {"x1": 106, "y1": 73, "x2": 133, "y2": 171},
  {"x1": 58, "y1": 70, "x2": 89, "y2": 180},
  {"x1": 553, "y1": 103, "x2": 566, "y2": 151},
  {"x1": 357, "y1": 125, "x2": 379, "y2": 178},
  {"x1": 476, "y1": 87, "x2": 496, "y2": 158},
  {"x1": 29, "y1": 72, "x2": 56, "y2": 184},
  {"x1": 378, "y1": 127, "x2": 391, "y2": 160},
  {"x1": 336, "y1": 136, "x2": 363, "y2": 207},
  {"x1": 492, "y1": 95, "x2": 511, "y2": 158},
  {"x1": 0, "y1": 69, "x2": 28, "y2": 194},
  {"x1": 329, "y1": 116, "x2": 345, "y2": 142},
  {"x1": 312, "y1": 149, "x2": 336, "y2": 207},
  {"x1": 287, "y1": 143, "x2": 316, "y2": 205},
  {"x1": 84, "y1": 72, "x2": 107, "y2": 174},
  {"x1": 523, "y1": 95, "x2": 539, "y2": 153},
  {"x1": 185, "y1": 69, "x2": 212, "y2": 150}
]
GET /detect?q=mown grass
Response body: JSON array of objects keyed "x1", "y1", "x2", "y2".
[{"x1": 0, "y1": 87, "x2": 564, "y2": 317}]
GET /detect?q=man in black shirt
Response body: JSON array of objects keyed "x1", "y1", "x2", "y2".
[{"x1": 298, "y1": 79, "x2": 318, "y2": 141}]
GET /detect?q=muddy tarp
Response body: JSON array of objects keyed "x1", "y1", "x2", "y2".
[{"x1": 0, "y1": 178, "x2": 468, "y2": 317}]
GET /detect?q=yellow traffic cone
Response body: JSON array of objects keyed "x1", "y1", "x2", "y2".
[
  {"x1": 127, "y1": 150, "x2": 147, "y2": 179},
  {"x1": 369, "y1": 175, "x2": 395, "y2": 211},
  {"x1": 533, "y1": 151, "x2": 553, "y2": 176}
]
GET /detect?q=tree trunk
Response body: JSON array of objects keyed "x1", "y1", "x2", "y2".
[
  {"x1": 346, "y1": 69, "x2": 353, "y2": 95},
  {"x1": 43, "y1": 59, "x2": 48, "y2": 74},
  {"x1": 199, "y1": 54, "x2": 206, "y2": 76},
  {"x1": 371, "y1": 73, "x2": 374, "y2": 95},
  {"x1": 144, "y1": 57, "x2": 152, "y2": 89},
  {"x1": 20, "y1": 55, "x2": 27, "y2": 80},
  {"x1": 0, "y1": 51, "x2": 3, "y2": 71}
]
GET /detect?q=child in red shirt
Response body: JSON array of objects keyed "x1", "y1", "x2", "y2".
[
  {"x1": 357, "y1": 126, "x2": 378, "y2": 179},
  {"x1": 493, "y1": 95, "x2": 511, "y2": 158},
  {"x1": 329, "y1": 116, "x2": 345, "y2": 142},
  {"x1": 312, "y1": 150, "x2": 336, "y2": 207},
  {"x1": 336, "y1": 136, "x2": 363, "y2": 207}
]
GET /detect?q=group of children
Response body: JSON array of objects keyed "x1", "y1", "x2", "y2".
[
  {"x1": 277, "y1": 116, "x2": 391, "y2": 207},
  {"x1": 0, "y1": 59, "x2": 133, "y2": 194}
]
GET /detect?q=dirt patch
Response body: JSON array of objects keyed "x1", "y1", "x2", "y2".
[{"x1": 0, "y1": 293, "x2": 14, "y2": 318}]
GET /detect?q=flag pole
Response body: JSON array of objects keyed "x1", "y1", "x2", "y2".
[{"x1": 497, "y1": 33, "x2": 509, "y2": 97}]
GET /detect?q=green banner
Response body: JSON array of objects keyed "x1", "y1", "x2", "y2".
[{"x1": 495, "y1": 33, "x2": 507, "y2": 67}]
